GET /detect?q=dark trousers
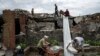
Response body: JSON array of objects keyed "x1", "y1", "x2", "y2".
[{"x1": 38, "y1": 47, "x2": 45, "y2": 56}]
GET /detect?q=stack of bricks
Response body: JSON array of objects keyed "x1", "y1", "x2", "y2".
[{"x1": 45, "y1": 47, "x2": 63, "y2": 56}]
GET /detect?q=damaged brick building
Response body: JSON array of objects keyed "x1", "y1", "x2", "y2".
[
  {"x1": 0, "y1": 8, "x2": 100, "y2": 50},
  {"x1": 0, "y1": 9, "x2": 64, "y2": 49},
  {"x1": 2, "y1": 9, "x2": 28, "y2": 49}
]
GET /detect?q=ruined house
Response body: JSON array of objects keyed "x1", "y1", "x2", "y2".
[
  {"x1": 0, "y1": 9, "x2": 64, "y2": 49},
  {"x1": 1, "y1": 8, "x2": 100, "y2": 50}
]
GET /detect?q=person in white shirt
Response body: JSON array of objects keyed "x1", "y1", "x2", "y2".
[
  {"x1": 67, "y1": 34, "x2": 84, "y2": 56},
  {"x1": 74, "y1": 37, "x2": 84, "y2": 48}
]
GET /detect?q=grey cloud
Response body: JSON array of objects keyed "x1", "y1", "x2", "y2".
[{"x1": 0, "y1": 0, "x2": 100, "y2": 16}]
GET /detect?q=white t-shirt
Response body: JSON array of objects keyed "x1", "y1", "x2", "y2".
[{"x1": 75, "y1": 37, "x2": 84, "y2": 46}]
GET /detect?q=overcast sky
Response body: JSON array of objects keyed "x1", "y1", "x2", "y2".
[{"x1": 0, "y1": 0, "x2": 100, "y2": 16}]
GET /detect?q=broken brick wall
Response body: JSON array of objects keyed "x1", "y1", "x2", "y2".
[{"x1": 3, "y1": 10, "x2": 15, "y2": 49}]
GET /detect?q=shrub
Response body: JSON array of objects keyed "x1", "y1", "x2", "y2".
[
  {"x1": 19, "y1": 43, "x2": 27, "y2": 49},
  {"x1": 85, "y1": 40, "x2": 100, "y2": 46},
  {"x1": 48, "y1": 37, "x2": 60, "y2": 46}
]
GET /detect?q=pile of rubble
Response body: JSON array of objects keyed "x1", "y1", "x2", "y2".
[{"x1": 71, "y1": 13, "x2": 100, "y2": 40}]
